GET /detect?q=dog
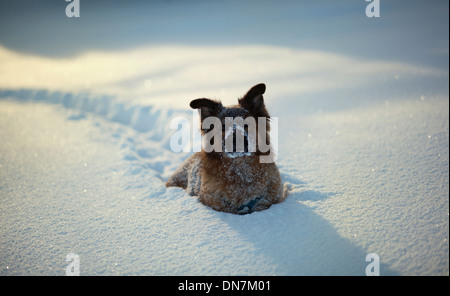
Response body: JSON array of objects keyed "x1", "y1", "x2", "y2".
[{"x1": 166, "y1": 83, "x2": 287, "y2": 214}]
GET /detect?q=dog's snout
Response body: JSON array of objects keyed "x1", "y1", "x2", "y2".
[
  {"x1": 224, "y1": 123, "x2": 249, "y2": 153},
  {"x1": 231, "y1": 133, "x2": 249, "y2": 152}
]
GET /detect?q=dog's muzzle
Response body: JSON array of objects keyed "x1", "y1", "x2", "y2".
[{"x1": 223, "y1": 123, "x2": 252, "y2": 158}]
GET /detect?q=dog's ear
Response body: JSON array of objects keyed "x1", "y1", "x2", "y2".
[
  {"x1": 238, "y1": 83, "x2": 269, "y2": 117},
  {"x1": 190, "y1": 98, "x2": 223, "y2": 121}
]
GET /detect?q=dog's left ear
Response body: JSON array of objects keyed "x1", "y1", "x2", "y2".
[
  {"x1": 238, "y1": 83, "x2": 269, "y2": 117},
  {"x1": 190, "y1": 98, "x2": 223, "y2": 122}
]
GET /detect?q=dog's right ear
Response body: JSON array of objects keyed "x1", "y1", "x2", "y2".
[
  {"x1": 190, "y1": 98, "x2": 223, "y2": 121},
  {"x1": 238, "y1": 83, "x2": 269, "y2": 118}
]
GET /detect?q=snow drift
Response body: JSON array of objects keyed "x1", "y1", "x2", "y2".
[{"x1": 0, "y1": 42, "x2": 448, "y2": 275}]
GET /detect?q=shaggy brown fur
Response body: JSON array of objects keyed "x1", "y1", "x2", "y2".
[{"x1": 166, "y1": 83, "x2": 287, "y2": 214}]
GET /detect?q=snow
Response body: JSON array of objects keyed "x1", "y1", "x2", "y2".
[
  {"x1": 0, "y1": 1, "x2": 448, "y2": 276},
  {"x1": 1, "y1": 88, "x2": 447, "y2": 276}
]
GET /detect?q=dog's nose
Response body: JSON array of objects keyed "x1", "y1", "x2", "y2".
[
  {"x1": 232, "y1": 133, "x2": 249, "y2": 152},
  {"x1": 225, "y1": 124, "x2": 249, "y2": 153}
]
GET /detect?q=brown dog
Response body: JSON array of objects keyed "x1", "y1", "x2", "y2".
[{"x1": 166, "y1": 83, "x2": 287, "y2": 214}]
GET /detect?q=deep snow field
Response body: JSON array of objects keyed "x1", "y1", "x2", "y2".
[{"x1": 0, "y1": 0, "x2": 449, "y2": 276}]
